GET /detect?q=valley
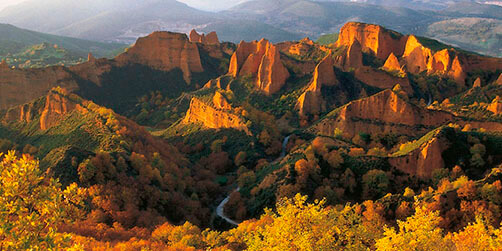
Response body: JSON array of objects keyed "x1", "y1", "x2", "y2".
[{"x1": 0, "y1": 20, "x2": 501, "y2": 250}]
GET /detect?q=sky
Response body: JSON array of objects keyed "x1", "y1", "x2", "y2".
[
  {"x1": 178, "y1": 0, "x2": 248, "y2": 11},
  {"x1": 0, "y1": 0, "x2": 248, "y2": 12},
  {"x1": 0, "y1": 0, "x2": 25, "y2": 11}
]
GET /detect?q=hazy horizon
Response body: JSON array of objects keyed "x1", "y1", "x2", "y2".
[{"x1": 0, "y1": 0, "x2": 248, "y2": 11}]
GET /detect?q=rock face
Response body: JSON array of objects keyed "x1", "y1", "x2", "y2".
[
  {"x1": 4, "y1": 88, "x2": 84, "y2": 130},
  {"x1": 383, "y1": 52, "x2": 403, "y2": 73},
  {"x1": 296, "y1": 54, "x2": 338, "y2": 115},
  {"x1": 335, "y1": 22, "x2": 408, "y2": 60},
  {"x1": 473, "y1": 77, "x2": 482, "y2": 88},
  {"x1": 389, "y1": 133, "x2": 448, "y2": 179},
  {"x1": 116, "y1": 31, "x2": 203, "y2": 83},
  {"x1": 213, "y1": 92, "x2": 232, "y2": 110},
  {"x1": 0, "y1": 66, "x2": 79, "y2": 110},
  {"x1": 40, "y1": 90, "x2": 82, "y2": 130},
  {"x1": 313, "y1": 89, "x2": 454, "y2": 138},
  {"x1": 487, "y1": 96, "x2": 502, "y2": 115},
  {"x1": 183, "y1": 97, "x2": 250, "y2": 135},
  {"x1": 338, "y1": 40, "x2": 363, "y2": 69},
  {"x1": 354, "y1": 66, "x2": 413, "y2": 94},
  {"x1": 189, "y1": 30, "x2": 220, "y2": 45},
  {"x1": 335, "y1": 23, "x2": 502, "y2": 86},
  {"x1": 496, "y1": 74, "x2": 502, "y2": 85},
  {"x1": 87, "y1": 53, "x2": 96, "y2": 62},
  {"x1": 228, "y1": 39, "x2": 290, "y2": 95}
]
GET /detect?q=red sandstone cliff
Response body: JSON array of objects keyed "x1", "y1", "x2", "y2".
[
  {"x1": 296, "y1": 53, "x2": 337, "y2": 115},
  {"x1": 116, "y1": 31, "x2": 203, "y2": 83},
  {"x1": 389, "y1": 131, "x2": 449, "y2": 179},
  {"x1": 312, "y1": 89, "x2": 455, "y2": 138},
  {"x1": 189, "y1": 30, "x2": 220, "y2": 45},
  {"x1": 335, "y1": 22, "x2": 408, "y2": 60},
  {"x1": 183, "y1": 97, "x2": 250, "y2": 135},
  {"x1": 228, "y1": 39, "x2": 289, "y2": 95}
]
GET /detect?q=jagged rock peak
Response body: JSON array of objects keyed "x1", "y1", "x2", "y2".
[
  {"x1": 383, "y1": 52, "x2": 402, "y2": 73},
  {"x1": 115, "y1": 31, "x2": 203, "y2": 83},
  {"x1": 40, "y1": 88, "x2": 84, "y2": 130},
  {"x1": 183, "y1": 97, "x2": 250, "y2": 135},
  {"x1": 496, "y1": 74, "x2": 502, "y2": 85},
  {"x1": 228, "y1": 39, "x2": 289, "y2": 95},
  {"x1": 296, "y1": 53, "x2": 338, "y2": 116},
  {"x1": 87, "y1": 52, "x2": 96, "y2": 62},
  {"x1": 189, "y1": 29, "x2": 220, "y2": 45},
  {"x1": 335, "y1": 22, "x2": 407, "y2": 60},
  {"x1": 0, "y1": 59, "x2": 9, "y2": 69}
]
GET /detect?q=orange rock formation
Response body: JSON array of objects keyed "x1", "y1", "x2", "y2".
[
  {"x1": 335, "y1": 22, "x2": 408, "y2": 60},
  {"x1": 228, "y1": 39, "x2": 290, "y2": 95},
  {"x1": 487, "y1": 96, "x2": 502, "y2": 115},
  {"x1": 189, "y1": 30, "x2": 220, "y2": 45},
  {"x1": 0, "y1": 66, "x2": 79, "y2": 110},
  {"x1": 39, "y1": 90, "x2": 82, "y2": 130},
  {"x1": 383, "y1": 52, "x2": 403, "y2": 73},
  {"x1": 389, "y1": 134, "x2": 448, "y2": 179},
  {"x1": 116, "y1": 31, "x2": 203, "y2": 83},
  {"x1": 213, "y1": 92, "x2": 232, "y2": 110},
  {"x1": 354, "y1": 66, "x2": 413, "y2": 94},
  {"x1": 296, "y1": 53, "x2": 338, "y2": 115},
  {"x1": 313, "y1": 89, "x2": 454, "y2": 138},
  {"x1": 183, "y1": 97, "x2": 250, "y2": 135}
]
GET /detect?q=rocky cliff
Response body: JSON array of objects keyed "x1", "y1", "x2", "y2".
[
  {"x1": 0, "y1": 66, "x2": 79, "y2": 110},
  {"x1": 335, "y1": 22, "x2": 408, "y2": 60},
  {"x1": 183, "y1": 97, "x2": 250, "y2": 135},
  {"x1": 115, "y1": 31, "x2": 204, "y2": 83},
  {"x1": 189, "y1": 30, "x2": 220, "y2": 45},
  {"x1": 228, "y1": 39, "x2": 289, "y2": 95},
  {"x1": 4, "y1": 88, "x2": 86, "y2": 130},
  {"x1": 487, "y1": 96, "x2": 502, "y2": 115},
  {"x1": 312, "y1": 89, "x2": 454, "y2": 138},
  {"x1": 389, "y1": 132, "x2": 449, "y2": 179},
  {"x1": 296, "y1": 53, "x2": 337, "y2": 115},
  {"x1": 383, "y1": 52, "x2": 403, "y2": 73}
]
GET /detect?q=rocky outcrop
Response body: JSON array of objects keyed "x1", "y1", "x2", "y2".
[
  {"x1": 473, "y1": 77, "x2": 482, "y2": 88},
  {"x1": 487, "y1": 96, "x2": 502, "y2": 115},
  {"x1": 354, "y1": 66, "x2": 413, "y2": 94},
  {"x1": 0, "y1": 59, "x2": 9, "y2": 70},
  {"x1": 344, "y1": 40, "x2": 363, "y2": 69},
  {"x1": 335, "y1": 22, "x2": 408, "y2": 60},
  {"x1": 0, "y1": 66, "x2": 79, "y2": 110},
  {"x1": 203, "y1": 76, "x2": 233, "y2": 90},
  {"x1": 383, "y1": 52, "x2": 403, "y2": 73},
  {"x1": 115, "y1": 31, "x2": 203, "y2": 83},
  {"x1": 389, "y1": 133, "x2": 449, "y2": 179},
  {"x1": 213, "y1": 92, "x2": 231, "y2": 110},
  {"x1": 496, "y1": 74, "x2": 502, "y2": 85},
  {"x1": 312, "y1": 89, "x2": 454, "y2": 138},
  {"x1": 402, "y1": 36, "x2": 502, "y2": 85},
  {"x1": 40, "y1": 89, "x2": 84, "y2": 130},
  {"x1": 287, "y1": 37, "x2": 315, "y2": 56},
  {"x1": 183, "y1": 97, "x2": 250, "y2": 135},
  {"x1": 87, "y1": 53, "x2": 96, "y2": 62},
  {"x1": 228, "y1": 39, "x2": 290, "y2": 95},
  {"x1": 296, "y1": 54, "x2": 337, "y2": 115},
  {"x1": 189, "y1": 30, "x2": 220, "y2": 45}
]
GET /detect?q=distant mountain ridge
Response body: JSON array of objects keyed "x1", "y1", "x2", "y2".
[{"x1": 0, "y1": 0, "x2": 501, "y2": 56}]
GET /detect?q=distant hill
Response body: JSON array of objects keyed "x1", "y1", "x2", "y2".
[
  {"x1": 1, "y1": 0, "x2": 501, "y2": 56},
  {"x1": 201, "y1": 20, "x2": 303, "y2": 43},
  {"x1": 0, "y1": 23, "x2": 124, "y2": 57}
]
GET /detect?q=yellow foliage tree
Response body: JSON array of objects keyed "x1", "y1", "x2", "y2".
[
  {"x1": 245, "y1": 194, "x2": 373, "y2": 251},
  {"x1": 0, "y1": 151, "x2": 84, "y2": 250},
  {"x1": 375, "y1": 205, "x2": 453, "y2": 251}
]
